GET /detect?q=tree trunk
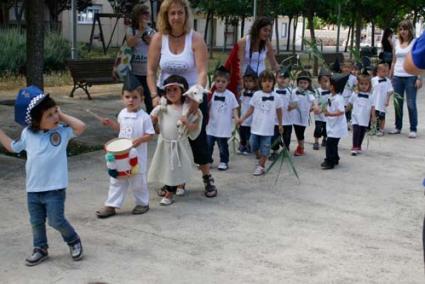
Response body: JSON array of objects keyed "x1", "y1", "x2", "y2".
[
  {"x1": 307, "y1": 12, "x2": 318, "y2": 75},
  {"x1": 258, "y1": 0, "x2": 265, "y2": 16},
  {"x1": 344, "y1": 24, "x2": 351, "y2": 52},
  {"x1": 26, "y1": 0, "x2": 44, "y2": 88},
  {"x1": 241, "y1": 15, "x2": 245, "y2": 38},
  {"x1": 204, "y1": 10, "x2": 211, "y2": 42},
  {"x1": 209, "y1": 12, "x2": 214, "y2": 59},
  {"x1": 349, "y1": 14, "x2": 355, "y2": 59},
  {"x1": 287, "y1": 16, "x2": 292, "y2": 51},
  {"x1": 292, "y1": 16, "x2": 298, "y2": 54},
  {"x1": 223, "y1": 17, "x2": 228, "y2": 51},
  {"x1": 0, "y1": 3, "x2": 9, "y2": 24},
  {"x1": 413, "y1": 10, "x2": 418, "y2": 27},
  {"x1": 275, "y1": 15, "x2": 280, "y2": 54},
  {"x1": 336, "y1": 2, "x2": 341, "y2": 52},
  {"x1": 301, "y1": 16, "x2": 306, "y2": 51},
  {"x1": 371, "y1": 21, "x2": 375, "y2": 47},
  {"x1": 355, "y1": 11, "x2": 361, "y2": 53}
]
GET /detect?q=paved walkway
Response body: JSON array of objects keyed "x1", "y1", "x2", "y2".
[{"x1": 0, "y1": 84, "x2": 424, "y2": 283}]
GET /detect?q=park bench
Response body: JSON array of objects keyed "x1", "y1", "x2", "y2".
[
  {"x1": 67, "y1": 58, "x2": 118, "y2": 100},
  {"x1": 322, "y1": 52, "x2": 344, "y2": 67}
]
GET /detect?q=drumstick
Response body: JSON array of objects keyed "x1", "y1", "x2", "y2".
[{"x1": 85, "y1": 109, "x2": 105, "y2": 122}]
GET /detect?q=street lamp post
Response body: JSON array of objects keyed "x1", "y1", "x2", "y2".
[{"x1": 71, "y1": 0, "x2": 77, "y2": 59}]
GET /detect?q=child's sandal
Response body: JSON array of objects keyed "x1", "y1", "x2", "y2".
[{"x1": 203, "y1": 175, "x2": 218, "y2": 198}]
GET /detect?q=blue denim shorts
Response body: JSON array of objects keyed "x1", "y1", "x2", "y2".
[{"x1": 250, "y1": 134, "x2": 272, "y2": 157}]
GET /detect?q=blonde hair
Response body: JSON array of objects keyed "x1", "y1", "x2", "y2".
[
  {"x1": 157, "y1": 0, "x2": 193, "y2": 35},
  {"x1": 398, "y1": 20, "x2": 414, "y2": 44}
]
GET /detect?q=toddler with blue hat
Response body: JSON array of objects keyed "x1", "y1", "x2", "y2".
[{"x1": 0, "y1": 85, "x2": 86, "y2": 266}]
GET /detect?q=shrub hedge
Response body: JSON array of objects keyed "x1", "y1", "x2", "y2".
[{"x1": 0, "y1": 28, "x2": 71, "y2": 75}]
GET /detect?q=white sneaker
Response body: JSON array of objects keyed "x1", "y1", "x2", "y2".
[
  {"x1": 176, "y1": 187, "x2": 185, "y2": 196},
  {"x1": 253, "y1": 166, "x2": 265, "y2": 176},
  {"x1": 408, "y1": 131, "x2": 417, "y2": 138},
  {"x1": 217, "y1": 162, "x2": 228, "y2": 171},
  {"x1": 160, "y1": 197, "x2": 174, "y2": 206},
  {"x1": 389, "y1": 129, "x2": 401, "y2": 134},
  {"x1": 376, "y1": 130, "x2": 384, "y2": 137}
]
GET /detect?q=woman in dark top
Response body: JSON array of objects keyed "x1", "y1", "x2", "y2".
[{"x1": 381, "y1": 28, "x2": 394, "y2": 67}]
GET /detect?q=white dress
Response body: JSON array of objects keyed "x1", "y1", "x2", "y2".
[{"x1": 148, "y1": 105, "x2": 202, "y2": 186}]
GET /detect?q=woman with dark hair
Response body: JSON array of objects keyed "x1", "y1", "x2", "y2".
[
  {"x1": 389, "y1": 20, "x2": 422, "y2": 138},
  {"x1": 380, "y1": 28, "x2": 394, "y2": 67},
  {"x1": 126, "y1": 4, "x2": 155, "y2": 113},
  {"x1": 237, "y1": 17, "x2": 279, "y2": 81}
]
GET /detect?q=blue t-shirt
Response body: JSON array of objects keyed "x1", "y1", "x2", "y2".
[
  {"x1": 412, "y1": 31, "x2": 425, "y2": 69},
  {"x1": 11, "y1": 124, "x2": 75, "y2": 192}
]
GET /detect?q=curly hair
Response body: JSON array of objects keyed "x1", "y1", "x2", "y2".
[
  {"x1": 249, "y1": 17, "x2": 272, "y2": 58},
  {"x1": 157, "y1": 0, "x2": 193, "y2": 35},
  {"x1": 131, "y1": 4, "x2": 150, "y2": 29}
]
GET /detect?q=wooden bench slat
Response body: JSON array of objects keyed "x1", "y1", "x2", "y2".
[{"x1": 66, "y1": 58, "x2": 120, "y2": 99}]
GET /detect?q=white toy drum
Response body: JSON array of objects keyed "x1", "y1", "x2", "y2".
[{"x1": 104, "y1": 138, "x2": 139, "y2": 179}]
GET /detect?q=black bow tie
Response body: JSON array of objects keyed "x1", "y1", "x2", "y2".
[
  {"x1": 358, "y1": 93, "x2": 369, "y2": 99},
  {"x1": 276, "y1": 89, "x2": 287, "y2": 95},
  {"x1": 321, "y1": 91, "x2": 331, "y2": 95},
  {"x1": 378, "y1": 78, "x2": 387, "y2": 83},
  {"x1": 244, "y1": 91, "x2": 253, "y2": 97},
  {"x1": 262, "y1": 96, "x2": 274, "y2": 101},
  {"x1": 296, "y1": 90, "x2": 305, "y2": 96},
  {"x1": 214, "y1": 96, "x2": 225, "y2": 102}
]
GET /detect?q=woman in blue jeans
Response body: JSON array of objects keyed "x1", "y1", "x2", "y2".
[{"x1": 390, "y1": 20, "x2": 422, "y2": 138}]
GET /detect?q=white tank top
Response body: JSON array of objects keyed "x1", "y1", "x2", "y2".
[
  {"x1": 394, "y1": 39, "x2": 416, "y2": 77},
  {"x1": 158, "y1": 30, "x2": 198, "y2": 88},
  {"x1": 242, "y1": 35, "x2": 268, "y2": 75}
]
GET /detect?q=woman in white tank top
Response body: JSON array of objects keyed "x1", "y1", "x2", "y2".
[
  {"x1": 158, "y1": 30, "x2": 198, "y2": 88},
  {"x1": 147, "y1": 0, "x2": 218, "y2": 198},
  {"x1": 237, "y1": 17, "x2": 279, "y2": 83},
  {"x1": 389, "y1": 20, "x2": 422, "y2": 138}
]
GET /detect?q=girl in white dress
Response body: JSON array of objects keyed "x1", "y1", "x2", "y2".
[{"x1": 148, "y1": 75, "x2": 202, "y2": 205}]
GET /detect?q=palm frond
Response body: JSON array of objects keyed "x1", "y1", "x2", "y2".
[
  {"x1": 392, "y1": 92, "x2": 403, "y2": 119},
  {"x1": 228, "y1": 126, "x2": 240, "y2": 155},
  {"x1": 266, "y1": 137, "x2": 300, "y2": 184},
  {"x1": 303, "y1": 38, "x2": 328, "y2": 68},
  {"x1": 348, "y1": 47, "x2": 361, "y2": 64}
]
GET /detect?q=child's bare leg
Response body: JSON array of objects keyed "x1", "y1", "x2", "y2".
[
  {"x1": 255, "y1": 150, "x2": 260, "y2": 160},
  {"x1": 258, "y1": 156, "x2": 267, "y2": 168},
  {"x1": 165, "y1": 191, "x2": 174, "y2": 199},
  {"x1": 380, "y1": 119, "x2": 385, "y2": 131},
  {"x1": 298, "y1": 140, "x2": 304, "y2": 149}
]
